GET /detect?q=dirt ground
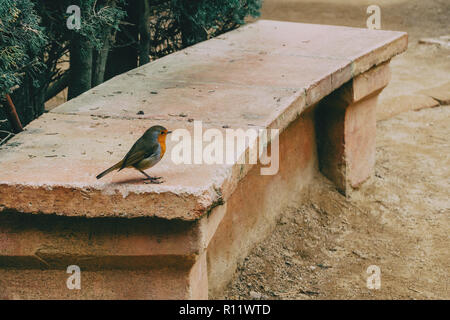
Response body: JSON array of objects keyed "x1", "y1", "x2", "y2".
[
  {"x1": 219, "y1": 0, "x2": 450, "y2": 300},
  {"x1": 221, "y1": 105, "x2": 449, "y2": 300}
]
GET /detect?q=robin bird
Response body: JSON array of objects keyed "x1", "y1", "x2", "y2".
[{"x1": 96, "y1": 125, "x2": 171, "y2": 183}]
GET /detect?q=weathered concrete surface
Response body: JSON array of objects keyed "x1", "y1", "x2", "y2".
[
  {"x1": 0, "y1": 268, "x2": 198, "y2": 299},
  {"x1": 0, "y1": 20, "x2": 406, "y2": 220},
  {"x1": 55, "y1": 21, "x2": 407, "y2": 121},
  {"x1": 0, "y1": 20, "x2": 407, "y2": 299},
  {"x1": 0, "y1": 113, "x2": 240, "y2": 220}
]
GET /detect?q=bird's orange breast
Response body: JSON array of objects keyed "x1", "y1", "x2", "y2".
[{"x1": 157, "y1": 134, "x2": 166, "y2": 159}]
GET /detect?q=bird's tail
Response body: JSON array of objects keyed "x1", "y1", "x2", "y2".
[{"x1": 96, "y1": 161, "x2": 123, "y2": 179}]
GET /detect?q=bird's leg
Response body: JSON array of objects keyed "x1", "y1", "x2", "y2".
[{"x1": 138, "y1": 169, "x2": 163, "y2": 183}]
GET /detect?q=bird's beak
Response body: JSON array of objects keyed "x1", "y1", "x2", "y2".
[{"x1": 167, "y1": 131, "x2": 173, "y2": 134}]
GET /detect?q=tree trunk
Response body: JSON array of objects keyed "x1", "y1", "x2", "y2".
[
  {"x1": 104, "y1": 3, "x2": 139, "y2": 81},
  {"x1": 45, "y1": 72, "x2": 70, "y2": 102},
  {"x1": 3, "y1": 94, "x2": 23, "y2": 133},
  {"x1": 68, "y1": 33, "x2": 93, "y2": 100},
  {"x1": 9, "y1": 74, "x2": 45, "y2": 128},
  {"x1": 138, "y1": 0, "x2": 150, "y2": 66},
  {"x1": 179, "y1": 14, "x2": 208, "y2": 48},
  {"x1": 92, "y1": 32, "x2": 112, "y2": 87}
]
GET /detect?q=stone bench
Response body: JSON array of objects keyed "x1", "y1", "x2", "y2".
[{"x1": 0, "y1": 20, "x2": 407, "y2": 299}]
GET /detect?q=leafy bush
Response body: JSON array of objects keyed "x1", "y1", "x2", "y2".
[{"x1": 0, "y1": 0, "x2": 47, "y2": 95}]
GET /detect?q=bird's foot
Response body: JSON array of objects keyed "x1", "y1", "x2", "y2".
[{"x1": 143, "y1": 176, "x2": 164, "y2": 184}]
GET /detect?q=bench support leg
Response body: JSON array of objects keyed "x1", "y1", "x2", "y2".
[{"x1": 315, "y1": 62, "x2": 391, "y2": 195}]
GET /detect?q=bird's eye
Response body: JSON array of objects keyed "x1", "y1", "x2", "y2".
[{"x1": 161, "y1": 131, "x2": 165, "y2": 135}]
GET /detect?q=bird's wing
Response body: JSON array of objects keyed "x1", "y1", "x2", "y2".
[{"x1": 120, "y1": 138, "x2": 159, "y2": 170}]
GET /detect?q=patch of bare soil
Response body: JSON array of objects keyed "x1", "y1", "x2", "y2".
[
  {"x1": 220, "y1": 105, "x2": 449, "y2": 299},
  {"x1": 261, "y1": 0, "x2": 449, "y2": 42}
]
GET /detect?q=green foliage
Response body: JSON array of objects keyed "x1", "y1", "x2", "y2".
[
  {"x1": 31, "y1": 0, "x2": 126, "y2": 93},
  {"x1": 0, "y1": 0, "x2": 47, "y2": 95},
  {"x1": 64, "y1": 0, "x2": 126, "y2": 50},
  {"x1": 148, "y1": 0, "x2": 262, "y2": 58},
  {"x1": 174, "y1": 0, "x2": 262, "y2": 45},
  {"x1": 172, "y1": 0, "x2": 262, "y2": 33}
]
